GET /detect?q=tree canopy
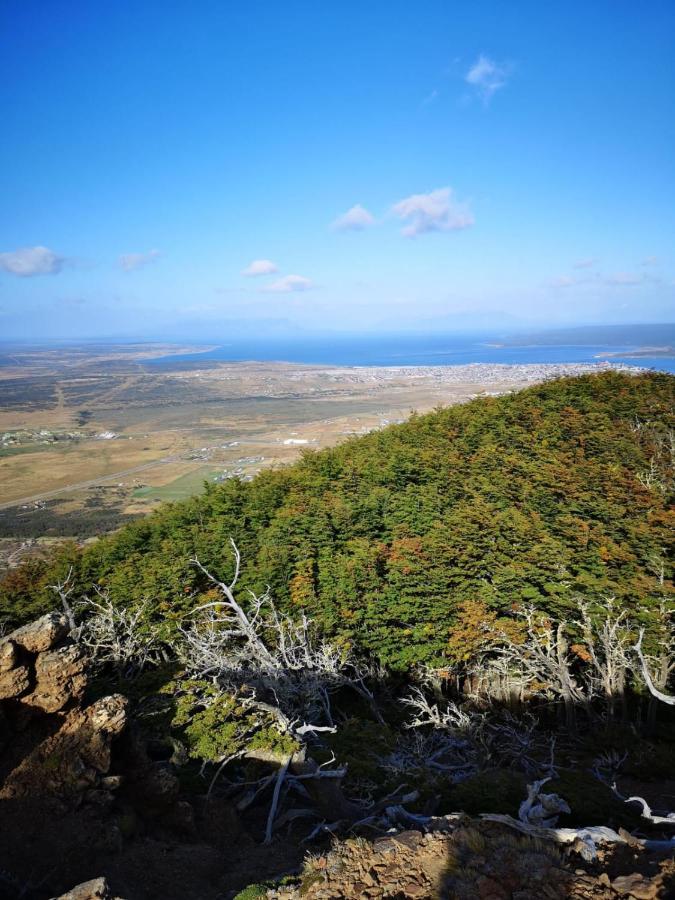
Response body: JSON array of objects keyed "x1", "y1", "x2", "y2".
[{"x1": 2, "y1": 371, "x2": 673, "y2": 671}]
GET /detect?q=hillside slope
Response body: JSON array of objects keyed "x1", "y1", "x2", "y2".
[{"x1": 2, "y1": 370, "x2": 673, "y2": 669}]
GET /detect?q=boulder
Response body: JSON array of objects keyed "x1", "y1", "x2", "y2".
[
  {"x1": 0, "y1": 693, "x2": 128, "y2": 802},
  {"x1": 0, "y1": 638, "x2": 17, "y2": 672},
  {"x1": 611, "y1": 872, "x2": 661, "y2": 899},
  {"x1": 52, "y1": 877, "x2": 116, "y2": 899},
  {"x1": 22, "y1": 643, "x2": 87, "y2": 713},
  {"x1": 0, "y1": 664, "x2": 30, "y2": 699},
  {"x1": 10, "y1": 612, "x2": 69, "y2": 653}
]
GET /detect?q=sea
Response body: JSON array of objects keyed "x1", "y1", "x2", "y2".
[{"x1": 145, "y1": 332, "x2": 675, "y2": 374}]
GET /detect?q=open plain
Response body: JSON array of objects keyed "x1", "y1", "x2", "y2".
[{"x1": 0, "y1": 342, "x2": 638, "y2": 562}]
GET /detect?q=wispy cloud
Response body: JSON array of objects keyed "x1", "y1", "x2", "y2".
[
  {"x1": 641, "y1": 255, "x2": 659, "y2": 266},
  {"x1": 421, "y1": 88, "x2": 439, "y2": 107},
  {"x1": 465, "y1": 54, "x2": 511, "y2": 102},
  {"x1": 573, "y1": 258, "x2": 597, "y2": 269},
  {"x1": 331, "y1": 204, "x2": 376, "y2": 232},
  {"x1": 391, "y1": 187, "x2": 474, "y2": 237},
  {"x1": 0, "y1": 245, "x2": 65, "y2": 277},
  {"x1": 549, "y1": 275, "x2": 578, "y2": 288},
  {"x1": 264, "y1": 274, "x2": 313, "y2": 293},
  {"x1": 605, "y1": 272, "x2": 643, "y2": 286},
  {"x1": 241, "y1": 258, "x2": 279, "y2": 276},
  {"x1": 119, "y1": 249, "x2": 160, "y2": 272}
]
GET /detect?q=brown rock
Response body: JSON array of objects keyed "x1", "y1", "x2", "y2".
[
  {"x1": 393, "y1": 831, "x2": 424, "y2": 850},
  {"x1": 0, "y1": 664, "x2": 30, "y2": 699},
  {"x1": 10, "y1": 612, "x2": 68, "y2": 653},
  {"x1": 611, "y1": 873, "x2": 659, "y2": 899},
  {"x1": 0, "y1": 693, "x2": 128, "y2": 802},
  {"x1": 0, "y1": 639, "x2": 17, "y2": 672},
  {"x1": 23, "y1": 644, "x2": 87, "y2": 713}
]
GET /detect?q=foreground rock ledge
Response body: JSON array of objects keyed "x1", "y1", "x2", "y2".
[{"x1": 52, "y1": 876, "x2": 120, "y2": 900}]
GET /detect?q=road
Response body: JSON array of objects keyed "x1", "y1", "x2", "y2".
[{"x1": 0, "y1": 455, "x2": 182, "y2": 511}]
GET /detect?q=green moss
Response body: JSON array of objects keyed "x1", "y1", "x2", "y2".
[
  {"x1": 233, "y1": 875, "x2": 301, "y2": 899},
  {"x1": 248, "y1": 725, "x2": 298, "y2": 757},
  {"x1": 299, "y1": 872, "x2": 324, "y2": 895},
  {"x1": 169, "y1": 679, "x2": 297, "y2": 763},
  {"x1": 232, "y1": 884, "x2": 268, "y2": 900}
]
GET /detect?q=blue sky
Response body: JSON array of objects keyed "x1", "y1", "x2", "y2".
[{"x1": 0, "y1": 0, "x2": 673, "y2": 340}]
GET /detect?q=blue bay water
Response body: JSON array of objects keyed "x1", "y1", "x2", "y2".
[{"x1": 145, "y1": 333, "x2": 675, "y2": 373}]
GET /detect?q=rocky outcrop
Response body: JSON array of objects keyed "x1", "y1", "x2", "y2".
[
  {"x1": 52, "y1": 877, "x2": 120, "y2": 900},
  {"x1": 10, "y1": 611, "x2": 70, "y2": 654},
  {"x1": 0, "y1": 612, "x2": 87, "y2": 711},
  {"x1": 262, "y1": 821, "x2": 673, "y2": 899},
  {"x1": 0, "y1": 692, "x2": 128, "y2": 802},
  {"x1": 0, "y1": 663, "x2": 30, "y2": 700},
  {"x1": 25, "y1": 643, "x2": 88, "y2": 713},
  {"x1": 0, "y1": 612, "x2": 125, "y2": 804}
]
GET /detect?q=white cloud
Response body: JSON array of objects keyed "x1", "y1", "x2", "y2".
[
  {"x1": 549, "y1": 275, "x2": 577, "y2": 288},
  {"x1": 264, "y1": 274, "x2": 313, "y2": 293},
  {"x1": 119, "y1": 249, "x2": 160, "y2": 272},
  {"x1": 0, "y1": 246, "x2": 64, "y2": 277},
  {"x1": 331, "y1": 204, "x2": 376, "y2": 232},
  {"x1": 605, "y1": 272, "x2": 643, "y2": 286},
  {"x1": 573, "y1": 258, "x2": 597, "y2": 269},
  {"x1": 641, "y1": 255, "x2": 659, "y2": 266},
  {"x1": 465, "y1": 54, "x2": 510, "y2": 102},
  {"x1": 391, "y1": 187, "x2": 474, "y2": 237},
  {"x1": 241, "y1": 258, "x2": 279, "y2": 276}
]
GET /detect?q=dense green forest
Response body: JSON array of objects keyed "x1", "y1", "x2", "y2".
[{"x1": 2, "y1": 371, "x2": 673, "y2": 671}]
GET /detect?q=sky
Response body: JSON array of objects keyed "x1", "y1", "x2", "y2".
[{"x1": 0, "y1": 0, "x2": 673, "y2": 341}]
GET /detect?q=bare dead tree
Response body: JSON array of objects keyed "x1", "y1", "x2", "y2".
[
  {"x1": 493, "y1": 608, "x2": 585, "y2": 731},
  {"x1": 183, "y1": 540, "x2": 381, "y2": 730},
  {"x1": 637, "y1": 457, "x2": 667, "y2": 493},
  {"x1": 578, "y1": 598, "x2": 632, "y2": 718},
  {"x1": 401, "y1": 687, "x2": 474, "y2": 733},
  {"x1": 78, "y1": 589, "x2": 163, "y2": 677},
  {"x1": 50, "y1": 567, "x2": 77, "y2": 635},
  {"x1": 181, "y1": 540, "x2": 397, "y2": 838}
]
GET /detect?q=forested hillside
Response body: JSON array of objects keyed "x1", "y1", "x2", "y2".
[{"x1": 3, "y1": 370, "x2": 673, "y2": 669}]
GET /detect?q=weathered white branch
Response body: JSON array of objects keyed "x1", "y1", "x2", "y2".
[
  {"x1": 635, "y1": 629, "x2": 675, "y2": 706},
  {"x1": 264, "y1": 755, "x2": 292, "y2": 844},
  {"x1": 50, "y1": 566, "x2": 77, "y2": 634}
]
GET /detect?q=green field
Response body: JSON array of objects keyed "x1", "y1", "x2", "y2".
[{"x1": 133, "y1": 467, "x2": 222, "y2": 502}]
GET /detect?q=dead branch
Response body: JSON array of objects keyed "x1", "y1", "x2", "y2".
[
  {"x1": 50, "y1": 567, "x2": 77, "y2": 635},
  {"x1": 264, "y1": 755, "x2": 292, "y2": 844},
  {"x1": 78, "y1": 590, "x2": 163, "y2": 676},
  {"x1": 634, "y1": 629, "x2": 675, "y2": 706}
]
